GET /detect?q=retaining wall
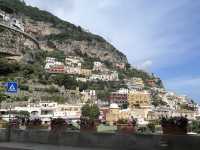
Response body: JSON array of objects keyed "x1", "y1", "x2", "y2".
[{"x1": 0, "y1": 129, "x2": 200, "y2": 150}]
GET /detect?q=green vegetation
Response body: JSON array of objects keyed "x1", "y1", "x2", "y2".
[
  {"x1": 147, "y1": 123, "x2": 156, "y2": 133},
  {"x1": 117, "y1": 118, "x2": 128, "y2": 124},
  {"x1": 151, "y1": 93, "x2": 167, "y2": 107},
  {"x1": 96, "y1": 90, "x2": 110, "y2": 101},
  {"x1": 81, "y1": 104, "x2": 100, "y2": 120},
  {"x1": 46, "y1": 95, "x2": 65, "y2": 104},
  {"x1": 49, "y1": 74, "x2": 78, "y2": 90},
  {"x1": 0, "y1": 58, "x2": 20, "y2": 75},
  {"x1": 18, "y1": 84, "x2": 29, "y2": 91},
  {"x1": 180, "y1": 104, "x2": 196, "y2": 111},
  {"x1": 14, "y1": 96, "x2": 29, "y2": 101},
  {"x1": 121, "y1": 102, "x2": 129, "y2": 109},
  {"x1": 46, "y1": 50, "x2": 65, "y2": 62},
  {"x1": 81, "y1": 54, "x2": 100, "y2": 69},
  {"x1": 188, "y1": 120, "x2": 200, "y2": 133},
  {"x1": 0, "y1": 86, "x2": 8, "y2": 104},
  {"x1": 124, "y1": 67, "x2": 152, "y2": 81},
  {"x1": 0, "y1": 0, "x2": 105, "y2": 42}
]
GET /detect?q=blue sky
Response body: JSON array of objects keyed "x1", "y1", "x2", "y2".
[{"x1": 25, "y1": 0, "x2": 200, "y2": 102}]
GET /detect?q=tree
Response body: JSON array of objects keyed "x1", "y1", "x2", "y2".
[
  {"x1": 17, "y1": 111, "x2": 30, "y2": 118},
  {"x1": 96, "y1": 90, "x2": 110, "y2": 101},
  {"x1": 0, "y1": 58, "x2": 20, "y2": 75},
  {"x1": 121, "y1": 102, "x2": 129, "y2": 109},
  {"x1": 147, "y1": 123, "x2": 156, "y2": 133},
  {"x1": 81, "y1": 104, "x2": 90, "y2": 118},
  {"x1": 188, "y1": 121, "x2": 200, "y2": 133},
  {"x1": 0, "y1": 87, "x2": 8, "y2": 108},
  {"x1": 81, "y1": 104, "x2": 100, "y2": 120}
]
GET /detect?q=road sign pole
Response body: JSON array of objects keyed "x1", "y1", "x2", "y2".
[
  {"x1": 7, "y1": 97, "x2": 11, "y2": 142},
  {"x1": 5, "y1": 81, "x2": 18, "y2": 142}
]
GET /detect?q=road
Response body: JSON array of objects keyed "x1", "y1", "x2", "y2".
[{"x1": 0, "y1": 142, "x2": 111, "y2": 150}]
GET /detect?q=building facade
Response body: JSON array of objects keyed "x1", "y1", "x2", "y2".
[
  {"x1": 128, "y1": 90, "x2": 151, "y2": 108},
  {"x1": 109, "y1": 92, "x2": 128, "y2": 107}
]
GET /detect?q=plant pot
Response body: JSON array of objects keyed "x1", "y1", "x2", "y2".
[
  {"x1": 50, "y1": 118, "x2": 67, "y2": 132},
  {"x1": 51, "y1": 124, "x2": 66, "y2": 131},
  {"x1": 162, "y1": 125, "x2": 187, "y2": 135},
  {"x1": 117, "y1": 124, "x2": 135, "y2": 134},
  {"x1": 27, "y1": 124, "x2": 48, "y2": 129},
  {"x1": 80, "y1": 118, "x2": 97, "y2": 132}
]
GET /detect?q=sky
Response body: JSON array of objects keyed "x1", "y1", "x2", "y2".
[{"x1": 25, "y1": 0, "x2": 200, "y2": 102}]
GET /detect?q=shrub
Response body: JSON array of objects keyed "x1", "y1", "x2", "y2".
[
  {"x1": 117, "y1": 119, "x2": 128, "y2": 124},
  {"x1": 51, "y1": 118, "x2": 66, "y2": 130},
  {"x1": 29, "y1": 118, "x2": 42, "y2": 126},
  {"x1": 160, "y1": 117, "x2": 188, "y2": 128},
  {"x1": 147, "y1": 123, "x2": 156, "y2": 133},
  {"x1": 81, "y1": 104, "x2": 100, "y2": 121}
]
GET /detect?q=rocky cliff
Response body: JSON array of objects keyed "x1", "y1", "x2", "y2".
[{"x1": 0, "y1": 0, "x2": 128, "y2": 64}]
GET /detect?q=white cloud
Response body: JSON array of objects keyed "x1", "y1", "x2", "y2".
[
  {"x1": 24, "y1": 0, "x2": 200, "y2": 101},
  {"x1": 164, "y1": 77, "x2": 200, "y2": 102},
  {"x1": 136, "y1": 60, "x2": 153, "y2": 71}
]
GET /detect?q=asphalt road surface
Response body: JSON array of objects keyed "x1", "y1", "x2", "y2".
[{"x1": 0, "y1": 142, "x2": 111, "y2": 150}]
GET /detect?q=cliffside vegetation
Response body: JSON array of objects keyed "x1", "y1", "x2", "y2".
[
  {"x1": 0, "y1": 0, "x2": 127, "y2": 61},
  {"x1": 0, "y1": 0, "x2": 104, "y2": 42},
  {"x1": 0, "y1": 0, "x2": 164, "y2": 103}
]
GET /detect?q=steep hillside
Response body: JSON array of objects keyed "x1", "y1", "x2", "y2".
[
  {"x1": 0, "y1": 0, "x2": 163, "y2": 104},
  {"x1": 0, "y1": 0, "x2": 127, "y2": 63}
]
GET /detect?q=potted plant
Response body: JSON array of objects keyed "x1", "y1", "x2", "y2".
[
  {"x1": 80, "y1": 104, "x2": 100, "y2": 132},
  {"x1": 147, "y1": 123, "x2": 156, "y2": 133},
  {"x1": 26, "y1": 118, "x2": 47, "y2": 129},
  {"x1": 160, "y1": 116, "x2": 188, "y2": 135},
  {"x1": 50, "y1": 118, "x2": 66, "y2": 131},
  {"x1": 116, "y1": 118, "x2": 136, "y2": 134}
]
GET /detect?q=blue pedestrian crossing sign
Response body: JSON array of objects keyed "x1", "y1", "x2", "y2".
[{"x1": 7, "y1": 82, "x2": 18, "y2": 93}]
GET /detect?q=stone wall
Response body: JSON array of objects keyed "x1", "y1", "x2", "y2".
[
  {"x1": 0, "y1": 129, "x2": 200, "y2": 150},
  {"x1": 0, "y1": 25, "x2": 38, "y2": 56}
]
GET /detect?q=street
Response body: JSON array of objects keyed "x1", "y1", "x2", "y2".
[{"x1": 0, "y1": 142, "x2": 111, "y2": 150}]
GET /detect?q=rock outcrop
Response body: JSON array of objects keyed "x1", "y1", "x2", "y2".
[{"x1": 23, "y1": 18, "x2": 128, "y2": 63}]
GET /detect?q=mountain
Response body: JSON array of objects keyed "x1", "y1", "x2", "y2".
[
  {"x1": 0, "y1": 0, "x2": 127, "y2": 64},
  {"x1": 0, "y1": 0, "x2": 163, "y2": 104}
]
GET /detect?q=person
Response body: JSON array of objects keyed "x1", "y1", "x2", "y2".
[{"x1": 130, "y1": 116, "x2": 136, "y2": 126}]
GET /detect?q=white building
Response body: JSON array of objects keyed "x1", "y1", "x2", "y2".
[
  {"x1": 0, "y1": 102, "x2": 83, "y2": 124},
  {"x1": 65, "y1": 56, "x2": 82, "y2": 67},
  {"x1": 0, "y1": 9, "x2": 10, "y2": 21},
  {"x1": 45, "y1": 57, "x2": 56, "y2": 63},
  {"x1": 76, "y1": 77, "x2": 87, "y2": 82},
  {"x1": 65, "y1": 66, "x2": 81, "y2": 75},
  {"x1": 10, "y1": 17, "x2": 24, "y2": 31},
  {"x1": 44, "y1": 57, "x2": 64, "y2": 70},
  {"x1": 89, "y1": 71, "x2": 118, "y2": 81},
  {"x1": 93, "y1": 61, "x2": 103, "y2": 71},
  {"x1": 117, "y1": 88, "x2": 129, "y2": 94}
]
